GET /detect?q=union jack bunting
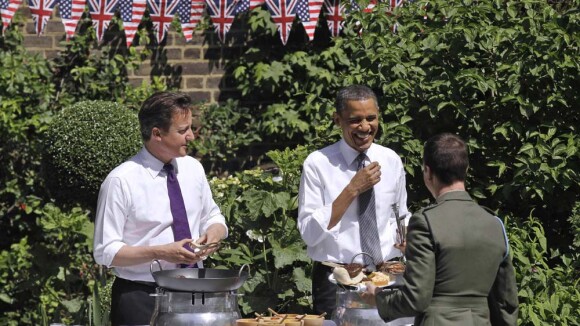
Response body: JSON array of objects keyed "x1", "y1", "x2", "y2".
[
  {"x1": 206, "y1": 0, "x2": 236, "y2": 43},
  {"x1": 323, "y1": 0, "x2": 344, "y2": 37},
  {"x1": 59, "y1": 0, "x2": 86, "y2": 40},
  {"x1": 88, "y1": 0, "x2": 119, "y2": 42},
  {"x1": 119, "y1": 0, "x2": 145, "y2": 47},
  {"x1": 147, "y1": 0, "x2": 180, "y2": 43},
  {"x1": 301, "y1": 0, "x2": 322, "y2": 41},
  {"x1": 265, "y1": 0, "x2": 300, "y2": 45},
  {"x1": 233, "y1": 0, "x2": 264, "y2": 15},
  {"x1": 177, "y1": 0, "x2": 204, "y2": 42},
  {"x1": 28, "y1": 0, "x2": 57, "y2": 35},
  {"x1": 1, "y1": 0, "x2": 22, "y2": 35}
]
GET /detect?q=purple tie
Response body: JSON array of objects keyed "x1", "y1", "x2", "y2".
[{"x1": 164, "y1": 163, "x2": 197, "y2": 268}]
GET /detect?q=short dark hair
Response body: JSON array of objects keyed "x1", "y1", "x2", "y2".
[
  {"x1": 335, "y1": 85, "x2": 378, "y2": 114},
  {"x1": 423, "y1": 133, "x2": 469, "y2": 185},
  {"x1": 138, "y1": 92, "x2": 193, "y2": 141}
]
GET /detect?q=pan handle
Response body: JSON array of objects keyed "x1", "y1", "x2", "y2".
[
  {"x1": 150, "y1": 259, "x2": 163, "y2": 275},
  {"x1": 239, "y1": 263, "x2": 251, "y2": 278}
]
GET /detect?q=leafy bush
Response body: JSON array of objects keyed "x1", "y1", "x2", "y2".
[
  {"x1": 193, "y1": 99, "x2": 262, "y2": 175},
  {"x1": 0, "y1": 197, "x2": 97, "y2": 326},
  {"x1": 42, "y1": 101, "x2": 142, "y2": 210},
  {"x1": 209, "y1": 145, "x2": 313, "y2": 315}
]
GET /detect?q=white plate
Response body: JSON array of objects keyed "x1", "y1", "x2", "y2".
[{"x1": 328, "y1": 274, "x2": 395, "y2": 291}]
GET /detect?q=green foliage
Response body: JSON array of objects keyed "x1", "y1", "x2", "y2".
[
  {"x1": 42, "y1": 101, "x2": 142, "y2": 210},
  {"x1": 209, "y1": 146, "x2": 312, "y2": 315},
  {"x1": 193, "y1": 99, "x2": 262, "y2": 175},
  {"x1": 0, "y1": 198, "x2": 98, "y2": 325},
  {"x1": 507, "y1": 216, "x2": 580, "y2": 326}
]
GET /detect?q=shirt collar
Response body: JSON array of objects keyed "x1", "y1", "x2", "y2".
[
  {"x1": 339, "y1": 139, "x2": 376, "y2": 168},
  {"x1": 138, "y1": 147, "x2": 177, "y2": 178}
]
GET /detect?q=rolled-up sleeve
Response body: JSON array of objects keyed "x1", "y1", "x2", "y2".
[
  {"x1": 93, "y1": 177, "x2": 129, "y2": 267},
  {"x1": 297, "y1": 158, "x2": 337, "y2": 247}
]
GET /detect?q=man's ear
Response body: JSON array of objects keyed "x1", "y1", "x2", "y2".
[
  {"x1": 152, "y1": 127, "x2": 162, "y2": 139},
  {"x1": 423, "y1": 165, "x2": 433, "y2": 180},
  {"x1": 332, "y1": 112, "x2": 340, "y2": 126}
]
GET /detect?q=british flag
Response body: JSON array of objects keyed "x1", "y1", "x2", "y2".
[
  {"x1": 206, "y1": 0, "x2": 236, "y2": 43},
  {"x1": 233, "y1": 0, "x2": 264, "y2": 15},
  {"x1": 59, "y1": 0, "x2": 86, "y2": 40},
  {"x1": 28, "y1": 0, "x2": 57, "y2": 35},
  {"x1": 177, "y1": 0, "x2": 204, "y2": 42},
  {"x1": 323, "y1": 0, "x2": 344, "y2": 37},
  {"x1": 265, "y1": 0, "x2": 303, "y2": 45},
  {"x1": 119, "y1": 0, "x2": 145, "y2": 47},
  {"x1": 88, "y1": 0, "x2": 119, "y2": 42},
  {"x1": 147, "y1": 0, "x2": 180, "y2": 43},
  {"x1": 1, "y1": 0, "x2": 22, "y2": 35},
  {"x1": 301, "y1": 0, "x2": 322, "y2": 41}
]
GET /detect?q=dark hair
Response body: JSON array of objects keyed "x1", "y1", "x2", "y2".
[
  {"x1": 335, "y1": 85, "x2": 378, "y2": 114},
  {"x1": 423, "y1": 133, "x2": 469, "y2": 185},
  {"x1": 138, "y1": 92, "x2": 193, "y2": 141}
]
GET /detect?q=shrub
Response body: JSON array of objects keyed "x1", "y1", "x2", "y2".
[{"x1": 42, "y1": 101, "x2": 142, "y2": 211}]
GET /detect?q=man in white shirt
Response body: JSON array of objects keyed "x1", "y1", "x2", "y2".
[
  {"x1": 297, "y1": 85, "x2": 410, "y2": 317},
  {"x1": 93, "y1": 92, "x2": 227, "y2": 326}
]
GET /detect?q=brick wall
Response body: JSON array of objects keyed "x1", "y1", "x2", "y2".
[{"x1": 16, "y1": 6, "x2": 242, "y2": 103}]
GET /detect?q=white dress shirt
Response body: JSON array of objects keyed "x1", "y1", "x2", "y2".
[
  {"x1": 298, "y1": 139, "x2": 410, "y2": 265},
  {"x1": 93, "y1": 147, "x2": 227, "y2": 282}
]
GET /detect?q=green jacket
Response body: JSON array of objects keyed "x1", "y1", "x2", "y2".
[{"x1": 376, "y1": 191, "x2": 518, "y2": 325}]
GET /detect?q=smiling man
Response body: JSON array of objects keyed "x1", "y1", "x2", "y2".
[
  {"x1": 297, "y1": 85, "x2": 410, "y2": 319},
  {"x1": 93, "y1": 92, "x2": 227, "y2": 326}
]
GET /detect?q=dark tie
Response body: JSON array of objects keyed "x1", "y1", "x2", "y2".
[
  {"x1": 357, "y1": 153, "x2": 383, "y2": 266},
  {"x1": 164, "y1": 163, "x2": 197, "y2": 268}
]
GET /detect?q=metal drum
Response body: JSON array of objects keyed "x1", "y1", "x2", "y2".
[
  {"x1": 149, "y1": 261, "x2": 249, "y2": 326},
  {"x1": 150, "y1": 288, "x2": 241, "y2": 326},
  {"x1": 331, "y1": 275, "x2": 414, "y2": 326}
]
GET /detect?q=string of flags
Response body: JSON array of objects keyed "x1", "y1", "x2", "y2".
[{"x1": 1, "y1": 0, "x2": 402, "y2": 47}]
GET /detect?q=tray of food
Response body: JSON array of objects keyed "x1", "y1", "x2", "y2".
[{"x1": 327, "y1": 262, "x2": 396, "y2": 291}]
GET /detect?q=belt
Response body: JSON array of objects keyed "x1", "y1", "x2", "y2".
[
  {"x1": 116, "y1": 277, "x2": 157, "y2": 288},
  {"x1": 431, "y1": 296, "x2": 487, "y2": 307}
]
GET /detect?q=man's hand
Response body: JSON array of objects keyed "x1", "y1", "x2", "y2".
[
  {"x1": 192, "y1": 224, "x2": 227, "y2": 259},
  {"x1": 361, "y1": 282, "x2": 379, "y2": 306},
  {"x1": 158, "y1": 239, "x2": 205, "y2": 265},
  {"x1": 348, "y1": 162, "x2": 381, "y2": 195}
]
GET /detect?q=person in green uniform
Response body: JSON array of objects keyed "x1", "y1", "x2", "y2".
[{"x1": 363, "y1": 132, "x2": 519, "y2": 325}]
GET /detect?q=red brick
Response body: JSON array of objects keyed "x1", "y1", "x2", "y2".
[
  {"x1": 186, "y1": 91, "x2": 212, "y2": 103},
  {"x1": 206, "y1": 76, "x2": 223, "y2": 89},
  {"x1": 164, "y1": 48, "x2": 183, "y2": 60},
  {"x1": 186, "y1": 77, "x2": 204, "y2": 89},
  {"x1": 23, "y1": 35, "x2": 54, "y2": 49},
  {"x1": 184, "y1": 48, "x2": 202, "y2": 60}
]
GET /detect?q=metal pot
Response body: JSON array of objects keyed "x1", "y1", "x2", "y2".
[{"x1": 150, "y1": 260, "x2": 249, "y2": 292}]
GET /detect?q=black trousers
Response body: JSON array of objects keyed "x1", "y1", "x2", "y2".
[
  {"x1": 312, "y1": 262, "x2": 337, "y2": 319},
  {"x1": 111, "y1": 277, "x2": 157, "y2": 326}
]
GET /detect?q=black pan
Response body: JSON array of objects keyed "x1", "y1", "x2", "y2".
[{"x1": 150, "y1": 260, "x2": 249, "y2": 292}]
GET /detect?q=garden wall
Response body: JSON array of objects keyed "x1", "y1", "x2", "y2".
[{"x1": 17, "y1": 6, "x2": 242, "y2": 103}]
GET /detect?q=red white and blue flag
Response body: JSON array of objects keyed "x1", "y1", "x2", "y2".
[
  {"x1": 88, "y1": 0, "x2": 119, "y2": 42},
  {"x1": 265, "y1": 0, "x2": 306, "y2": 44},
  {"x1": 59, "y1": 0, "x2": 86, "y2": 40},
  {"x1": 28, "y1": 0, "x2": 57, "y2": 35},
  {"x1": 323, "y1": 0, "x2": 344, "y2": 37},
  {"x1": 147, "y1": 0, "x2": 180, "y2": 43},
  {"x1": 301, "y1": 0, "x2": 322, "y2": 41},
  {"x1": 206, "y1": 0, "x2": 236, "y2": 43},
  {"x1": 233, "y1": 0, "x2": 264, "y2": 14},
  {"x1": 1, "y1": 0, "x2": 22, "y2": 35},
  {"x1": 177, "y1": 0, "x2": 204, "y2": 42},
  {"x1": 119, "y1": 0, "x2": 145, "y2": 47}
]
